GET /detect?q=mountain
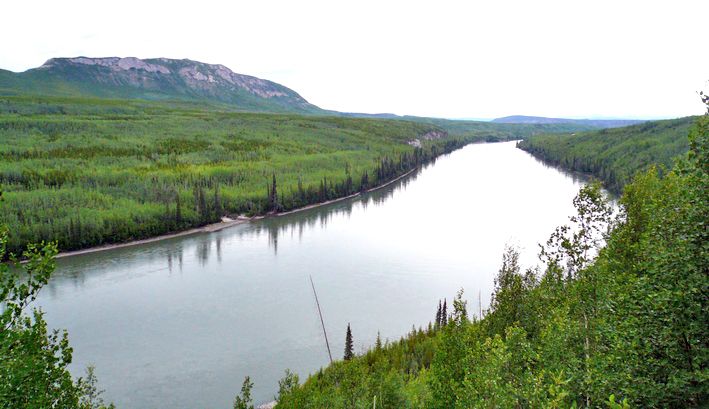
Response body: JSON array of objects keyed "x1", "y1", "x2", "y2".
[
  {"x1": 493, "y1": 115, "x2": 646, "y2": 128},
  {"x1": 0, "y1": 57, "x2": 322, "y2": 114}
]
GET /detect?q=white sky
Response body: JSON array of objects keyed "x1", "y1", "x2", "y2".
[{"x1": 1, "y1": 0, "x2": 707, "y2": 119}]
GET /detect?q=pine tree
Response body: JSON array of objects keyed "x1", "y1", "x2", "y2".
[
  {"x1": 213, "y1": 181, "x2": 222, "y2": 218},
  {"x1": 198, "y1": 186, "x2": 207, "y2": 222},
  {"x1": 360, "y1": 171, "x2": 370, "y2": 192},
  {"x1": 344, "y1": 324, "x2": 354, "y2": 360},
  {"x1": 375, "y1": 331, "x2": 382, "y2": 351},
  {"x1": 436, "y1": 300, "x2": 442, "y2": 328},
  {"x1": 442, "y1": 299, "x2": 448, "y2": 326},
  {"x1": 175, "y1": 191, "x2": 182, "y2": 225},
  {"x1": 297, "y1": 175, "x2": 304, "y2": 202},
  {"x1": 269, "y1": 173, "x2": 278, "y2": 212}
]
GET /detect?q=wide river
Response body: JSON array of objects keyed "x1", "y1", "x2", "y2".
[{"x1": 37, "y1": 141, "x2": 587, "y2": 408}]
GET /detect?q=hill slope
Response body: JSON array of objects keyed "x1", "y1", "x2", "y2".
[
  {"x1": 0, "y1": 57, "x2": 321, "y2": 114},
  {"x1": 493, "y1": 115, "x2": 646, "y2": 128},
  {"x1": 517, "y1": 116, "x2": 696, "y2": 193}
]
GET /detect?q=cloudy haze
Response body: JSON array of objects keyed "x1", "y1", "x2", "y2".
[{"x1": 2, "y1": 0, "x2": 707, "y2": 119}]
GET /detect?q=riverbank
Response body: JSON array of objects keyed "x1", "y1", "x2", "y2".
[{"x1": 54, "y1": 167, "x2": 419, "y2": 259}]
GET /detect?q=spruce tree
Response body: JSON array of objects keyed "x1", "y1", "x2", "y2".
[
  {"x1": 344, "y1": 324, "x2": 354, "y2": 360},
  {"x1": 214, "y1": 181, "x2": 222, "y2": 218},
  {"x1": 442, "y1": 299, "x2": 448, "y2": 326},
  {"x1": 436, "y1": 300, "x2": 442, "y2": 328},
  {"x1": 175, "y1": 191, "x2": 182, "y2": 225},
  {"x1": 269, "y1": 173, "x2": 278, "y2": 212},
  {"x1": 360, "y1": 171, "x2": 369, "y2": 192},
  {"x1": 375, "y1": 331, "x2": 382, "y2": 351}
]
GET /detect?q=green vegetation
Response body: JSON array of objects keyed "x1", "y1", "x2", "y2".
[
  {"x1": 517, "y1": 116, "x2": 697, "y2": 193},
  {"x1": 274, "y1": 108, "x2": 708, "y2": 408},
  {"x1": 401, "y1": 115, "x2": 599, "y2": 142},
  {"x1": 0, "y1": 227, "x2": 113, "y2": 409},
  {"x1": 0, "y1": 96, "x2": 591, "y2": 256}
]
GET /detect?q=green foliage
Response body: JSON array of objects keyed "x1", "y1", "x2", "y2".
[
  {"x1": 0, "y1": 227, "x2": 112, "y2": 409},
  {"x1": 344, "y1": 324, "x2": 354, "y2": 361},
  {"x1": 276, "y1": 111, "x2": 708, "y2": 408},
  {"x1": 277, "y1": 369, "x2": 300, "y2": 402},
  {"x1": 233, "y1": 376, "x2": 254, "y2": 409},
  {"x1": 77, "y1": 366, "x2": 115, "y2": 409},
  {"x1": 518, "y1": 116, "x2": 696, "y2": 193},
  {"x1": 276, "y1": 325, "x2": 439, "y2": 408}
]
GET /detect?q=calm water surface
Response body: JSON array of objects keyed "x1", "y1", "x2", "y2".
[{"x1": 37, "y1": 141, "x2": 587, "y2": 408}]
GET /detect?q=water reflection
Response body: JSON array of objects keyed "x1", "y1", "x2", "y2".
[
  {"x1": 257, "y1": 167, "x2": 423, "y2": 255},
  {"x1": 47, "y1": 165, "x2": 424, "y2": 290}
]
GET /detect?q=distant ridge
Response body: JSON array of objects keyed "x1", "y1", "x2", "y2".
[
  {"x1": 0, "y1": 57, "x2": 322, "y2": 114},
  {"x1": 493, "y1": 115, "x2": 646, "y2": 128}
]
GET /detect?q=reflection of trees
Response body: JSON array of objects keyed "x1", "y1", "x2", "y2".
[
  {"x1": 197, "y1": 239, "x2": 210, "y2": 266},
  {"x1": 524, "y1": 151, "x2": 590, "y2": 186},
  {"x1": 45, "y1": 242, "x2": 187, "y2": 292},
  {"x1": 247, "y1": 168, "x2": 422, "y2": 253},
  {"x1": 43, "y1": 166, "x2": 424, "y2": 289}
]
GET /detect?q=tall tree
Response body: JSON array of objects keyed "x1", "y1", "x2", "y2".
[
  {"x1": 213, "y1": 181, "x2": 222, "y2": 217},
  {"x1": 269, "y1": 173, "x2": 279, "y2": 212},
  {"x1": 441, "y1": 299, "x2": 448, "y2": 326},
  {"x1": 436, "y1": 300, "x2": 442, "y2": 328},
  {"x1": 344, "y1": 324, "x2": 354, "y2": 361},
  {"x1": 175, "y1": 191, "x2": 182, "y2": 226}
]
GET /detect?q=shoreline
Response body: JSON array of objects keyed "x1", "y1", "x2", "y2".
[{"x1": 54, "y1": 167, "x2": 419, "y2": 259}]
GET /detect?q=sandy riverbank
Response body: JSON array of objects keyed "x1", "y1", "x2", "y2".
[{"x1": 54, "y1": 167, "x2": 418, "y2": 259}]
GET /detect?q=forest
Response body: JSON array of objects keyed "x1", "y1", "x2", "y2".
[
  {"x1": 0, "y1": 95, "x2": 591, "y2": 255},
  {"x1": 261, "y1": 104, "x2": 707, "y2": 408},
  {"x1": 517, "y1": 116, "x2": 697, "y2": 193}
]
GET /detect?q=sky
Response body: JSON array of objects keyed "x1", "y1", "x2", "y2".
[{"x1": 1, "y1": 0, "x2": 707, "y2": 119}]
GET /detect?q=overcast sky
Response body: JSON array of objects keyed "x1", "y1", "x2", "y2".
[{"x1": 2, "y1": 0, "x2": 707, "y2": 119}]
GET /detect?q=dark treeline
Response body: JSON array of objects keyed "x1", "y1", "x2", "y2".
[{"x1": 517, "y1": 116, "x2": 696, "y2": 194}]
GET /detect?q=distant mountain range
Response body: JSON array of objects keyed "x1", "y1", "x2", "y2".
[
  {"x1": 492, "y1": 115, "x2": 646, "y2": 128},
  {"x1": 0, "y1": 57, "x2": 654, "y2": 126},
  {"x1": 0, "y1": 57, "x2": 321, "y2": 114}
]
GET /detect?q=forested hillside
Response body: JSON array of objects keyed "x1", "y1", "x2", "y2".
[
  {"x1": 264, "y1": 108, "x2": 709, "y2": 408},
  {"x1": 401, "y1": 115, "x2": 598, "y2": 141},
  {"x1": 492, "y1": 115, "x2": 645, "y2": 128},
  {"x1": 0, "y1": 96, "x2": 591, "y2": 255},
  {"x1": 517, "y1": 116, "x2": 696, "y2": 193}
]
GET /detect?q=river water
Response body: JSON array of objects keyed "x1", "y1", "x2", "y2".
[{"x1": 36, "y1": 141, "x2": 587, "y2": 408}]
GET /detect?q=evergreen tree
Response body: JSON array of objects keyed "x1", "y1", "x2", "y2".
[
  {"x1": 360, "y1": 171, "x2": 369, "y2": 192},
  {"x1": 213, "y1": 181, "x2": 222, "y2": 217},
  {"x1": 442, "y1": 299, "x2": 448, "y2": 326},
  {"x1": 175, "y1": 191, "x2": 182, "y2": 225},
  {"x1": 375, "y1": 331, "x2": 383, "y2": 351},
  {"x1": 199, "y1": 186, "x2": 208, "y2": 222},
  {"x1": 269, "y1": 173, "x2": 278, "y2": 212},
  {"x1": 297, "y1": 175, "x2": 305, "y2": 202},
  {"x1": 436, "y1": 300, "x2": 442, "y2": 328},
  {"x1": 344, "y1": 324, "x2": 354, "y2": 360}
]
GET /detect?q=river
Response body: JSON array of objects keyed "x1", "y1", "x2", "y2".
[{"x1": 36, "y1": 141, "x2": 588, "y2": 408}]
